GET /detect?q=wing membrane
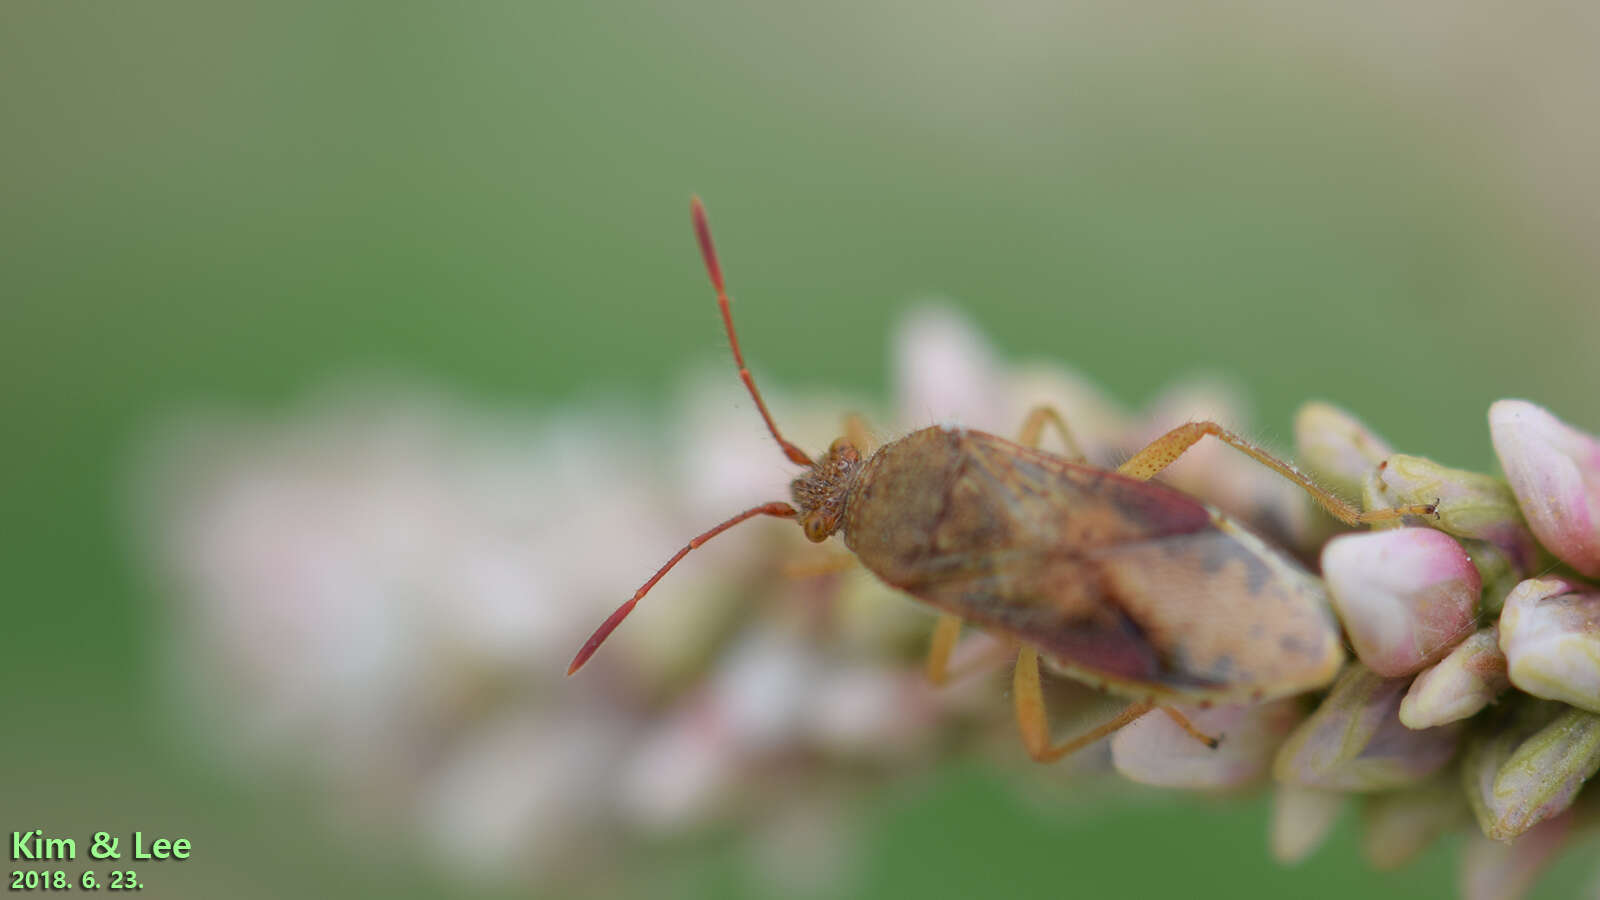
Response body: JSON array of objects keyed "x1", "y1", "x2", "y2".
[{"x1": 893, "y1": 431, "x2": 1337, "y2": 700}]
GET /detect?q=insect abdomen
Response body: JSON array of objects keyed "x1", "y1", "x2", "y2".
[{"x1": 842, "y1": 426, "x2": 1343, "y2": 702}]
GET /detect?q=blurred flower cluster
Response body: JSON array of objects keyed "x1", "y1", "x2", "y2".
[
  {"x1": 1268, "y1": 395, "x2": 1600, "y2": 900},
  {"x1": 135, "y1": 307, "x2": 1600, "y2": 899}
]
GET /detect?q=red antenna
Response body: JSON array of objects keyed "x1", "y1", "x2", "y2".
[
  {"x1": 568, "y1": 200, "x2": 817, "y2": 676},
  {"x1": 691, "y1": 197, "x2": 813, "y2": 467},
  {"x1": 567, "y1": 502, "x2": 797, "y2": 675}
]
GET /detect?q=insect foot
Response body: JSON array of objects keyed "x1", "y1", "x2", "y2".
[
  {"x1": 1110, "y1": 700, "x2": 1301, "y2": 790},
  {"x1": 1365, "y1": 453, "x2": 1537, "y2": 572}
]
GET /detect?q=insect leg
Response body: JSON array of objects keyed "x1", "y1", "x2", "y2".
[
  {"x1": 924, "y1": 614, "x2": 963, "y2": 685},
  {"x1": 1159, "y1": 706, "x2": 1221, "y2": 749},
  {"x1": 1012, "y1": 645, "x2": 1155, "y2": 762},
  {"x1": 1116, "y1": 421, "x2": 1436, "y2": 526},
  {"x1": 925, "y1": 616, "x2": 1015, "y2": 686},
  {"x1": 1016, "y1": 405, "x2": 1088, "y2": 461},
  {"x1": 844, "y1": 412, "x2": 875, "y2": 455}
]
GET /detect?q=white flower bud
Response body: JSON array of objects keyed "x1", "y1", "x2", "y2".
[
  {"x1": 1500, "y1": 577, "x2": 1600, "y2": 713},
  {"x1": 1366, "y1": 453, "x2": 1539, "y2": 574},
  {"x1": 1294, "y1": 401, "x2": 1394, "y2": 500},
  {"x1": 1399, "y1": 626, "x2": 1509, "y2": 729}
]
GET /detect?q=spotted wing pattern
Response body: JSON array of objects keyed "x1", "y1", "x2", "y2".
[{"x1": 858, "y1": 429, "x2": 1340, "y2": 701}]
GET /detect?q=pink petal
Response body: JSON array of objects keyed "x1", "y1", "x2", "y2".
[
  {"x1": 1322, "y1": 529, "x2": 1481, "y2": 677},
  {"x1": 1490, "y1": 399, "x2": 1600, "y2": 577}
]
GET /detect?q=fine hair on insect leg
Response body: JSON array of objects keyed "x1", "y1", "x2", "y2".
[
  {"x1": 1117, "y1": 420, "x2": 1438, "y2": 525},
  {"x1": 572, "y1": 198, "x2": 1410, "y2": 771}
]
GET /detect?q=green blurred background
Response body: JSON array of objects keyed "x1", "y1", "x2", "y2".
[{"x1": 5, "y1": 2, "x2": 1599, "y2": 897}]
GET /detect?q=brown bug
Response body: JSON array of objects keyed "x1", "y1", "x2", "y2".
[{"x1": 568, "y1": 198, "x2": 1438, "y2": 761}]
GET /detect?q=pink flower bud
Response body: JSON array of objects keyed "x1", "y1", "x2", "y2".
[
  {"x1": 1111, "y1": 700, "x2": 1303, "y2": 790},
  {"x1": 1398, "y1": 626, "x2": 1510, "y2": 729},
  {"x1": 1489, "y1": 399, "x2": 1600, "y2": 578},
  {"x1": 1273, "y1": 664, "x2": 1460, "y2": 791},
  {"x1": 1499, "y1": 577, "x2": 1600, "y2": 713},
  {"x1": 1321, "y1": 529, "x2": 1481, "y2": 677}
]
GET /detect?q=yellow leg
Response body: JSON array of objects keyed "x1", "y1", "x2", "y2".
[
  {"x1": 925, "y1": 614, "x2": 963, "y2": 686},
  {"x1": 1117, "y1": 420, "x2": 1436, "y2": 526},
  {"x1": 924, "y1": 614, "x2": 1016, "y2": 687},
  {"x1": 1160, "y1": 706, "x2": 1221, "y2": 749},
  {"x1": 1017, "y1": 405, "x2": 1088, "y2": 461},
  {"x1": 1012, "y1": 645, "x2": 1156, "y2": 763},
  {"x1": 844, "y1": 412, "x2": 874, "y2": 455}
]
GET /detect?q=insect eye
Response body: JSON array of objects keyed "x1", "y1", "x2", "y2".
[{"x1": 802, "y1": 512, "x2": 833, "y2": 543}]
